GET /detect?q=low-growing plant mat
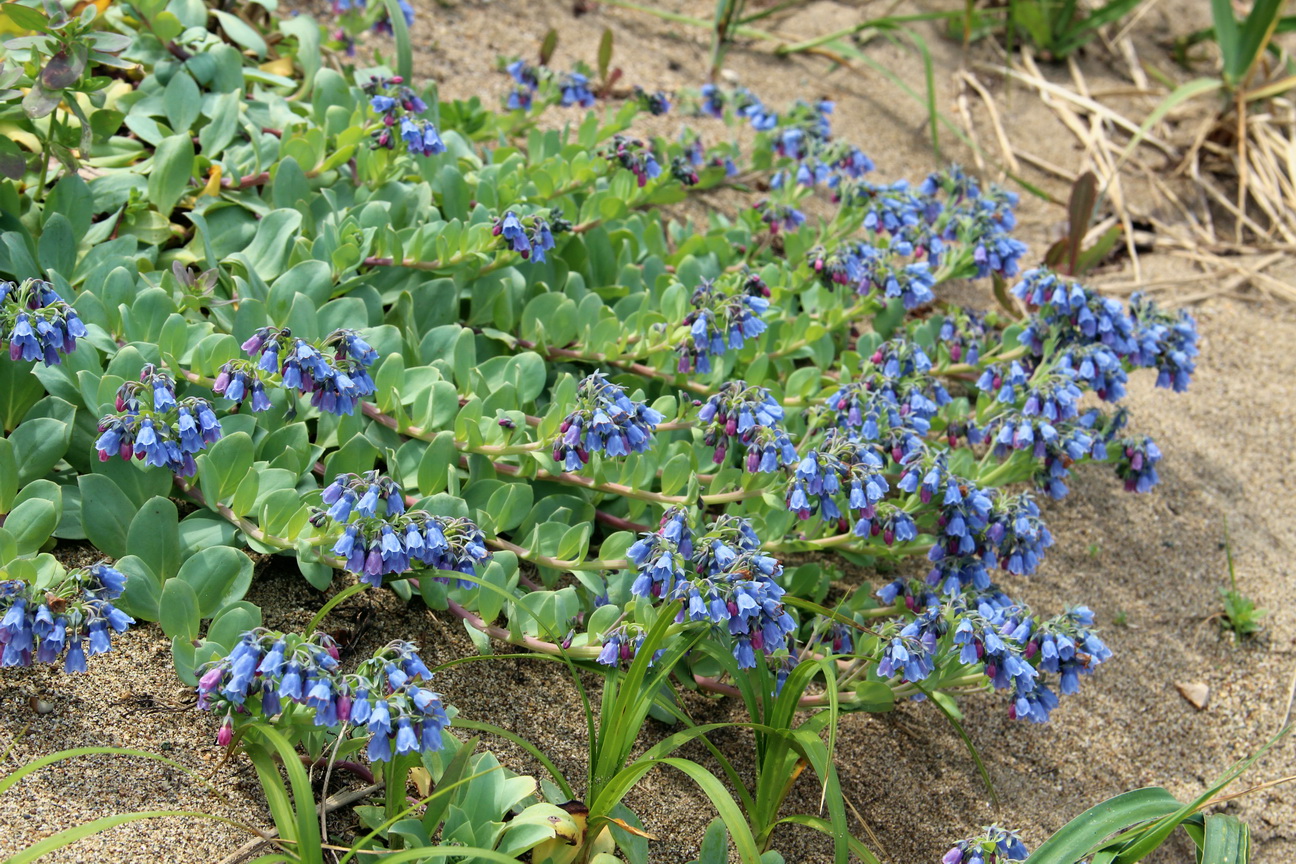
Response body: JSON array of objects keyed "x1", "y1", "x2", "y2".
[{"x1": 3, "y1": 0, "x2": 1295, "y2": 862}]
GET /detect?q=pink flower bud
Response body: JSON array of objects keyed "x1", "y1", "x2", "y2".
[{"x1": 217, "y1": 717, "x2": 234, "y2": 747}]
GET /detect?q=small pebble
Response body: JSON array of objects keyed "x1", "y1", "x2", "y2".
[{"x1": 1176, "y1": 681, "x2": 1210, "y2": 710}]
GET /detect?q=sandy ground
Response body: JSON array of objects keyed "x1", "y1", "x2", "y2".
[{"x1": 3, "y1": 0, "x2": 1296, "y2": 862}]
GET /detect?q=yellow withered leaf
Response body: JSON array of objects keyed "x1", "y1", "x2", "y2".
[
  {"x1": 603, "y1": 817, "x2": 657, "y2": 840},
  {"x1": 259, "y1": 57, "x2": 295, "y2": 77},
  {"x1": 201, "y1": 164, "x2": 222, "y2": 198},
  {"x1": 408, "y1": 766, "x2": 431, "y2": 798}
]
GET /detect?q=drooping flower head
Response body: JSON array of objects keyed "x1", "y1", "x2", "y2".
[
  {"x1": 940, "y1": 824, "x2": 1029, "y2": 864},
  {"x1": 227, "y1": 327, "x2": 378, "y2": 417},
  {"x1": 626, "y1": 514, "x2": 795, "y2": 669},
  {"x1": 676, "y1": 274, "x2": 771, "y2": 375},
  {"x1": 95, "y1": 364, "x2": 223, "y2": 477},
  {"x1": 1, "y1": 278, "x2": 89, "y2": 366},
  {"x1": 315, "y1": 473, "x2": 491, "y2": 587},
  {"x1": 552, "y1": 372, "x2": 664, "y2": 470},
  {"x1": 698, "y1": 381, "x2": 795, "y2": 472},
  {"x1": 0, "y1": 563, "x2": 134, "y2": 671}
]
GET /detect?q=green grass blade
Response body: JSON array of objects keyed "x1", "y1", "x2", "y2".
[
  {"x1": 246, "y1": 726, "x2": 324, "y2": 864},
  {"x1": 923, "y1": 688, "x2": 998, "y2": 806},
  {"x1": 1113, "y1": 726, "x2": 1290, "y2": 863},
  {"x1": 650, "y1": 757, "x2": 763, "y2": 863},
  {"x1": 1235, "y1": 0, "x2": 1286, "y2": 84},
  {"x1": 1201, "y1": 813, "x2": 1248, "y2": 864},
  {"x1": 451, "y1": 717, "x2": 574, "y2": 799},
  {"x1": 304, "y1": 581, "x2": 370, "y2": 635},
  {"x1": 244, "y1": 743, "x2": 304, "y2": 854},
  {"x1": 380, "y1": 0, "x2": 413, "y2": 82},
  {"x1": 1107, "y1": 77, "x2": 1222, "y2": 196},
  {"x1": 1024, "y1": 787, "x2": 1182, "y2": 864},
  {"x1": 0, "y1": 746, "x2": 205, "y2": 796},
  {"x1": 336, "y1": 764, "x2": 506, "y2": 864},
  {"x1": 366, "y1": 846, "x2": 539, "y2": 864},
  {"x1": 774, "y1": 814, "x2": 882, "y2": 864},
  {"x1": 10, "y1": 811, "x2": 257, "y2": 864},
  {"x1": 1212, "y1": 0, "x2": 1243, "y2": 82},
  {"x1": 644, "y1": 689, "x2": 757, "y2": 817}
]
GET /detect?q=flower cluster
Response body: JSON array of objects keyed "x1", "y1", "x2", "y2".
[
  {"x1": 492, "y1": 210, "x2": 558, "y2": 262},
  {"x1": 1, "y1": 277, "x2": 88, "y2": 366},
  {"x1": 363, "y1": 76, "x2": 444, "y2": 156},
  {"x1": 951, "y1": 596, "x2": 1035, "y2": 696},
  {"x1": 926, "y1": 481, "x2": 996, "y2": 594},
  {"x1": 842, "y1": 179, "x2": 934, "y2": 255},
  {"x1": 626, "y1": 508, "x2": 694, "y2": 599},
  {"x1": 676, "y1": 275, "x2": 770, "y2": 374},
  {"x1": 1014, "y1": 269, "x2": 1138, "y2": 370},
  {"x1": 220, "y1": 327, "x2": 378, "y2": 416},
  {"x1": 1032, "y1": 606, "x2": 1113, "y2": 697},
  {"x1": 940, "y1": 825, "x2": 1029, "y2": 864},
  {"x1": 669, "y1": 156, "x2": 700, "y2": 186},
  {"x1": 698, "y1": 381, "x2": 796, "y2": 471},
  {"x1": 316, "y1": 472, "x2": 491, "y2": 587},
  {"x1": 732, "y1": 86, "x2": 778, "y2": 130},
  {"x1": 949, "y1": 187, "x2": 1027, "y2": 279},
  {"x1": 1129, "y1": 292, "x2": 1199, "y2": 392},
  {"x1": 603, "y1": 135, "x2": 661, "y2": 187},
  {"x1": 1112, "y1": 435, "x2": 1161, "y2": 493},
  {"x1": 985, "y1": 493, "x2": 1054, "y2": 576},
  {"x1": 560, "y1": 71, "x2": 596, "y2": 108},
  {"x1": 95, "y1": 365, "x2": 223, "y2": 476},
  {"x1": 767, "y1": 99, "x2": 874, "y2": 191},
  {"x1": 820, "y1": 338, "x2": 950, "y2": 462},
  {"x1": 808, "y1": 243, "x2": 934, "y2": 308},
  {"x1": 198, "y1": 632, "x2": 449, "y2": 762},
  {"x1": 633, "y1": 86, "x2": 671, "y2": 115},
  {"x1": 785, "y1": 432, "x2": 891, "y2": 532},
  {"x1": 1032, "y1": 408, "x2": 1109, "y2": 500},
  {"x1": 756, "y1": 200, "x2": 805, "y2": 233},
  {"x1": 506, "y1": 59, "x2": 540, "y2": 110},
  {"x1": 552, "y1": 372, "x2": 663, "y2": 469},
  {"x1": 0, "y1": 564, "x2": 133, "y2": 671},
  {"x1": 937, "y1": 307, "x2": 988, "y2": 364},
  {"x1": 625, "y1": 513, "x2": 796, "y2": 669},
  {"x1": 897, "y1": 448, "x2": 951, "y2": 504},
  {"x1": 877, "y1": 605, "x2": 943, "y2": 682},
  {"x1": 596, "y1": 622, "x2": 663, "y2": 667},
  {"x1": 926, "y1": 487, "x2": 1054, "y2": 592},
  {"x1": 972, "y1": 367, "x2": 1084, "y2": 459}
]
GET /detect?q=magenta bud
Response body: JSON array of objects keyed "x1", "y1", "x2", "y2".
[{"x1": 217, "y1": 717, "x2": 234, "y2": 747}]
